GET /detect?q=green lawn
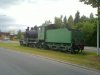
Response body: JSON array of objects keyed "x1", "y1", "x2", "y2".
[{"x1": 0, "y1": 42, "x2": 100, "y2": 70}]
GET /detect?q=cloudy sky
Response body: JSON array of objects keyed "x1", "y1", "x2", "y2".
[{"x1": 0, "y1": 0, "x2": 97, "y2": 32}]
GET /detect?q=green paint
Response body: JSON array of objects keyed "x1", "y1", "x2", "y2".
[{"x1": 46, "y1": 28, "x2": 71, "y2": 43}]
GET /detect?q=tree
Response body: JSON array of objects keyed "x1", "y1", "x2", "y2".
[
  {"x1": 74, "y1": 11, "x2": 80, "y2": 24},
  {"x1": 42, "y1": 20, "x2": 52, "y2": 26},
  {"x1": 80, "y1": 0, "x2": 100, "y2": 8},
  {"x1": 81, "y1": 21, "x2": 95, "y2": 46},
  {"x1": 54, "y1": 17, "x2": 63, "y2": 27},
  {"x1": 90, "y1": 13, "x2": 94, "y2": 19},
  {"x1": 68, "y1": 15, "x2": 74, "y2": 28},
  {"x1": 80, "y1": 15, "x2": 88, "y2": 22},
  {"x1": 80, "y1": 0, "x2": 100, "y2": 53},
  {"x1": 75, "y1": 19, "x2": 96, "y2": 46},
  {"x1": 17, "y1": 30, "x2": 22, "y2": 39},
  {"x1": 60, "y1": 15, "x2": 63, "y2": 21},
  {"x1": 63, "y1": 16, "x2": 67, "y2": 25}
]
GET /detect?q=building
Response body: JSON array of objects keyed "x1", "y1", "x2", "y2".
[
  {"x1": 0, "y1": 32, "x2": 10, "y2": 40},
  {"x1": 10, "y1": 34, "x2": 17, "y2": 40}
]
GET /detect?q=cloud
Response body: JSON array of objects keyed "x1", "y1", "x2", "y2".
[
  {"x1": 0, "y1": 15, "x2": 15, "y2": 24},
  {"x1": 0, "y1": 15, "x2": 16, "y2": 32},
  {"x1": 26, "y1": 0, "x2": 62, "y2": 4},
  {"x1": 0, "y1": 0, "x2": 62, "y2": 8},
  {"x1": 0, "y1": 15, "x2": 26, "y2": 32},
  {"x1": 0, "y1": 0, "x2": 23, "y2": 8}
]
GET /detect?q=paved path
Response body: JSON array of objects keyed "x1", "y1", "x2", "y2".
[
  {"x1": 0, "y1": 48, "x2": 100, "y2": 75},
  {"x1": 0, "y1": 40, "x2": 18, "y2": 43},
  {"x1": 84, "y1": 46, "x2": 100, "y2": 53}
]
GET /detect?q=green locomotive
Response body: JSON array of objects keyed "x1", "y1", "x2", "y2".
[{"x1": 20, "y1": 24, "x2": 84, "y2": 53}]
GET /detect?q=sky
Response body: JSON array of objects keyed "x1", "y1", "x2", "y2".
[{"x1": 0, "y1": 0, "x2": 97, "y2": 32}]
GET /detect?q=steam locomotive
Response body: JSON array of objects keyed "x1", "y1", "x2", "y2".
[{"x1": 20, "y1": 24, "x2": 84, "y2": 54}]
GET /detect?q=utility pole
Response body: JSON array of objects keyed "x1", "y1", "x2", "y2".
[
  {"x1": 96, "y1": 0, "x2": 100, "y2": 56},
  {"x1": 97, "y1": 7, "x2": 99, "y2": 56}
]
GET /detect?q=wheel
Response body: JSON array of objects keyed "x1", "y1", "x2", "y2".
[
  {"x1": 43, "y1": 44, "x2": 49, "y2": 49},
  {"x1": 20, "y1": 41, "x2": 23, "y2": 46}
]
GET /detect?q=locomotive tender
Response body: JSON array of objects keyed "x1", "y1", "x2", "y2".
[{"x1": 20, "y1": 24, "x2": 84, "y2": 53}]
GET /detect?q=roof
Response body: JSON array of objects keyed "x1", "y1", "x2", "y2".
[{"x1": 0, "y1": 32, "x2": 10, "y2": 35}]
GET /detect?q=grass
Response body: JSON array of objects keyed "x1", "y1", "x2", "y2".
[{"x1": 0, "y1": 42, "x2": 100, "y2": 70}]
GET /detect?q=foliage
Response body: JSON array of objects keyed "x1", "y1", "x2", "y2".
[
  {"x1": 81, "y1": 21, "x2": 95, "y2": 45},
  {"x1": 42, "y1": 20, "x2": 52, "y2": 26},
  {"x1": 79, "y1": 0, "x2": 100, "y2": 46},
  {"x1": 63, "y1": 16, "x2": 67, "y2": 25},
  {"x1": 54, "y1": 17, "x2": 63, "y2": 27},
  {"x1": 68, "y1": 15, "x2": 74, "y2": 28},
  {"x1": 75, "y1": 18, "x2": 99, "y2": 46},
  {"x1": 80, "y1": 0, "x2": 100, "y2": 7},
  {"x1": 74, "y1": 11, "x2": 80, "y2": 24},
  {"x1": 17, "y1": 30, "x2": 22, "y2": 39},
  {"x1": 90, "y1": 13, "x2": 94, "y2": 19},
  {"x1": 80, "y1": 15, "x2": 88, "y2": 22}
]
